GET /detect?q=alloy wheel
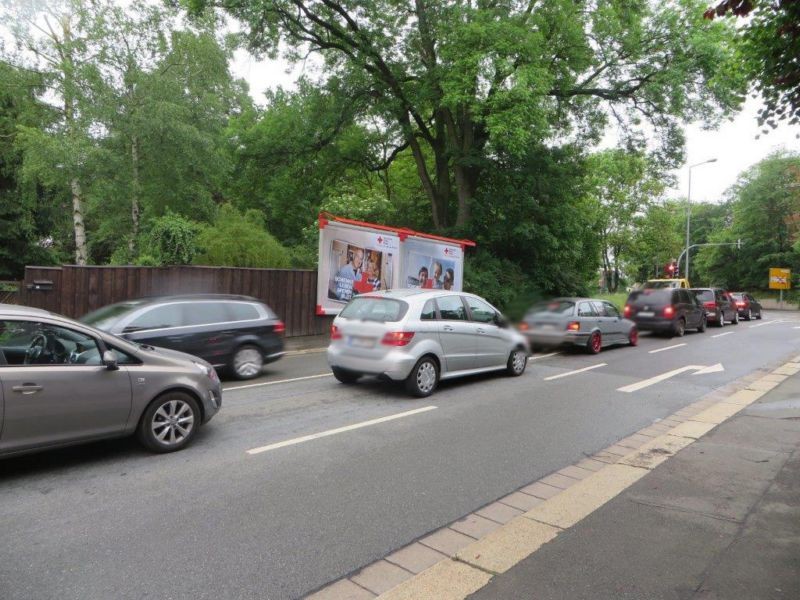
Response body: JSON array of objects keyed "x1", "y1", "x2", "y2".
[
  {"x1": 416, "y1": 361, "x2": 437, "y2": 394},
  {"x1": 511, "y1": 350, "x2": 527, "y2": 374},
  {"x1": 234, "y1": 347, "x2": 263, "y2": 378},
  {"x1": 151, "y1": 399, "x2": 195, "y2": 446}
]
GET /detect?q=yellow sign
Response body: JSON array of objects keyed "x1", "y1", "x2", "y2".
[{"x1": 769, "y1": 267, "x2": 791, "y2": 290}]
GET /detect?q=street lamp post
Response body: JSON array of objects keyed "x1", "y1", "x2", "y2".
[{"x1": 685, "y1": 158, "x2": 718, "y2": 281}]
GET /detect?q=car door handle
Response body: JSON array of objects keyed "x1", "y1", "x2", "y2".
[
  {"x1": 12, "y1": 384, "x2": 43, "y2": 395},
  {"x1": 443, "y1": 325, "x2": 455, "y2": 332}
]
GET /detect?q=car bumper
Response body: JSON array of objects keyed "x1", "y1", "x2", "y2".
[
  {"x1": 631, "y1": 317, "x2": 675, "y2": 332},
  {"x1": 200, "y1": 382, "x2": 222, "y2": 423},
  {"x1": 326, "y1": 345, "x2": 418, "y2": 381},
  {"x1": 523, "y1": 330, "x2": 590, "y2": 348}
]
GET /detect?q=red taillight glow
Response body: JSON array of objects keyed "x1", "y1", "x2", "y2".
[
  {"x1": 330, "y1": 325, "x2": 343, "y2": 340},
  {"x1": 381, "y1": 331, "x2": 415, "y2": 346},
  {"x1": 703, "y1": 301, "x2": 716, "y2": 310},
  {"x1": 518, "y1": 322, "x2": 530, "y2": 331},
  {"x1": 567, "y1": 321, "x2": 580, "y2": 331},
  {"x1": 736, "y1": 301, "x2": 746, "y2": 307},
  {"x1": 623, "y1": 304, "x2": 632, "y2": 317},
  {"x1": 663, "y1": 305, "x2": 675, "y2": 317},
  {"x1": 274, "y1": 320, "x2": 286, "y2": 335}
]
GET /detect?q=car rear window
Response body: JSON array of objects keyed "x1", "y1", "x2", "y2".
[
  {"x1": 692, "y1": 289, "x2": 714, "y2": 303},
  {"x1": 228, "y1": 302, "x2": 262, "y2": 321},
  {"x1": 731, "y1": 293, "x2": 744, "y2": 300},
  {"x1": 628, "y1": 289, "x2": 672, "y2": 306},
  {"x1": 80, "y1": 302, "x2": 142, "y2": 329},
  {"x1": 339, "y1": 297, "x2": 408, "y2": 322},
  {"x1": 526, "y1": 301, "x2": 575, "y2": 316}
]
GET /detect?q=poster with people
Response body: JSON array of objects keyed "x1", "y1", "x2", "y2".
[
  {"x1": 317, "y1": 220, "x2": 399, "y2": 314},
  {"x1": 401, "y1": 237, "x2": 463, "y2": 292}
]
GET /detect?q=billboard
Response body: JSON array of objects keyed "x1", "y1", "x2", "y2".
[
  {"x1": 316, "y1": 215, "x2": 474, "y2": 315},
  {"x1": 769, "y1": 267, "x2": 791, "y2": 290},
  {"x1": 317, "y1": 220, "x2": 400, "y2": 314}
]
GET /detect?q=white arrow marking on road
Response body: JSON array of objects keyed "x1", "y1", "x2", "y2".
[
  {"x1": 246, "y1": 405, "x2": 438, "y2": 455},
  {"x1": 711, "y1": 331, "x2": 734, "y2": 338},
  {"x1": 617, "y1": 363, "x2": 725, "y2": 393},
  {"x1": 648, "y1": 343, "x2": 686, "y2": 354},
  {"x1": 544, "y1": 363, "x2": 607, "y2": 381}
]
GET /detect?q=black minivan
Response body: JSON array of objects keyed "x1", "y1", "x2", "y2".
[
  {"x1": 624, "y1": 288, "x2": 706, "y2": 337},
  {"x1": 81, "y1": 294, "x2": 284, "y2": 379}
]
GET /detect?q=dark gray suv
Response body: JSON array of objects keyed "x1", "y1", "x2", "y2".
[{"x1": 0, "y1": 304, "x2": 222, "y2": 457}]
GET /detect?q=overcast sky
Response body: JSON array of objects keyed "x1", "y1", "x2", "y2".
[{"x1": 230, "y1": 50, "x2": 800, "y2": 205}]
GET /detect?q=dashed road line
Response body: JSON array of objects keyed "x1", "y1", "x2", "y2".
[
  {"x1": 711, "y1": 331, "x2": 734, "y2": 338},
  {"x1": 529, "y1": 352, "x2": 561, "y2": 361},
  {"x1": 648, "y1": 343, "x2": 686, "y2": 354},
  {"x1": 749, "y1": 321, "x2": 778, "y2": 328},
  {"x1": 246, "y1": 405, "x2": 438, "y2": 455},
  {"x1": 225, "y1": 372, "x2": 332, "y2": 391},
  {"x1": 544, "y1": 363, "x2": 607, "y2": 381}
]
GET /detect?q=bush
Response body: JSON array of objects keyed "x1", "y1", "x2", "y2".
[
  {"x1": 464, "y1": 249, "x2": 542, "y2": 321},
  {"x1": 195, "y1": 204, "x2": 292, "y2": 268},
  {"x1": 144, "y1": 212, "x2": 200, "y2": 265}
]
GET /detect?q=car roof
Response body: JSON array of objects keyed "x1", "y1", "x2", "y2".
[
  {"x1": 102, "y1": 294, "x2": 262, "y2": 306},
  {"x1": 0, "y1": 303, "x2": 54, "y2": 317}
]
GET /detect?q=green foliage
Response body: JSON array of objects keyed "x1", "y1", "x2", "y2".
[
  {"x1": 145, "y1": 212, "x2": 200, "y2": 266},
  {"x1": 194, "y1": 204, "x2": 292, "y2": 268}
]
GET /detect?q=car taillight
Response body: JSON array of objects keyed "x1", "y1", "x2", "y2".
[
  {"x1": 381, "y1": 331, "x2": 415, "y2": 346},
  {"x1": 703, "y1": 301, "x2": 716, "y2": 310},
  {"x1": 736, "y1": 301, "x2": 746, "y2": 307},
  {"x1": 518, "y1": 322, "x2": 530, "y2": 331},
  {"x1": 623, "y1": 304, "x2": 632, "y2": 317},
  {"x1": 663, "y1": 305, "x2": 675, "y2": 317},
  {"x1": 274, "y1": 320, "x2": 286, "y2": 335},
  {"x1": 567, "y1": 321, "x2": 580, "y2": 331},
  {"x1": 330, "y1": 324, "x2": 343, "y2": 340}
]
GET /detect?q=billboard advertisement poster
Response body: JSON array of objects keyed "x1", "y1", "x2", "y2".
[
  {"x1": 401, "y1": 237, "x2": 463, "y2": 291},
  {"x1": 317, "y1": 221, "x2": 400, "y2": 314}
]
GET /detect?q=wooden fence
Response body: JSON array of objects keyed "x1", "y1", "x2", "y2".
[{"x1": 20, "y1": 265, "x2": 331, "y2": 338}]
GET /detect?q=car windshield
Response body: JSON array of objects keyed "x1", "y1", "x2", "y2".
[
  {"x1": 80, "y1": 302, "x2": 142, "y2": 330},
  {"x1": 339, "y1": 297, "x2": 408, "y2": 322},
  {"x1": 628, "y1": 289, "x2": 672, "y2": 306},
  {"x1": 645, "y1": 280, "x2": 677, "y2": 289},
  {"x1": 526, "y1": 300, "x2": 575, "y2": 317},
  {"x1": 693, "y1": 290, "x2": 714, "y2": 302}
]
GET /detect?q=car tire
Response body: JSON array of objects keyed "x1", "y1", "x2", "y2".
[
  {"x1": 745, "y1": 309, "x2": 752, "y2": 321},
  {"x1": 230, "y1": 345, "x2": 264, "y2": 380},
  {"x1": 732, "y1": 311, "x2": 739, "y2": 325},
  {"x1": 405, "y1": 356, "x2": 439, "y2": 397},
  {"x1": 758, "y1": 311, "x2": 763, "y2": 320},
  {"x1": 673, "y1": 318, "x2": 686, "y2": 338},
  {"x1": 586, "y1": 331, "x2": 602, "y2": 354},
  {"x1": 507, "y1": 348, "x2": 528, "y2": 376},
  {"x1": 332, "y1": 367, "x2": 361, "y2": 384},
  {"x1": 628, "y1": 327, "x2": 639, "y2": 346},
  {"x1": 137, "y1": 391, "x2": 201, "y2": 453},
  {"x1": 718, "y1": 312, "x2": 725, "y2": 327}
]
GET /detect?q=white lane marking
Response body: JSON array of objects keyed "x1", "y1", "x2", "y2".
[
  {"x1": 529, "y1": 352, "x2": 561, "y2": 361},
  {"x1": 749, "y1": 320, "x2": 779, "y2": 328},
  {"x1": 246, "y1": 406, "x2": 438, "y2": 455},
  {"x1": 711, "y1": 331, "x2": 734, "y2": 338},
  {"x1": 793, "y1": 326, "x2": 800, "y2": 330},
  {"x1": 618, "y1": 363, "x2": 724, "y2": 393},
  {"x1": 544, "y1": 363, "x2": 607, "y2": 381},
  {"x1": 648, "y1": 343, "x2": 686, "y2": 354},
  {"x1": 225, "y1": 373, "x2": 332, "y2": 391}
]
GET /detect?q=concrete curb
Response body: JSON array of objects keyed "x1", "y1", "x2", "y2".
[{"x1": 305, "y1": 355, "x2": 800, "y2": 600}]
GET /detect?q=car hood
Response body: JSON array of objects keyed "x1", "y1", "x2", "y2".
[{"x1": 136, "y1": 344, "x2": 209, "y2": 368}]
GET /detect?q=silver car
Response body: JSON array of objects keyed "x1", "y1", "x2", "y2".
[
  {"x1": 326, "y1": 290, "x2": 530, "y2": 397},
  {"x1": 520, "y1": 297, "x2": 638, "y2": 354},
  {"x1": 0, "y1": 304, "x2": 221, "y2": 458}
]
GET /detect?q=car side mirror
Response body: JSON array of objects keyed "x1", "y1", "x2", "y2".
[
  {"x1": 103, "y1": 350, "x2": 119, "y2": 370},
  {"x1": 495, "y1": 314, "x2": 509, "y2": 328}
]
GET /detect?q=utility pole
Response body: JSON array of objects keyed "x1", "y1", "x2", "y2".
[{"x1": 685, "y1": 158, "x2": 718, "y2": 281}]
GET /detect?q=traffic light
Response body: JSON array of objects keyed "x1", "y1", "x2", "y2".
[{"x1": 665, "y1": 260, "x2": 678, "y2": 277}]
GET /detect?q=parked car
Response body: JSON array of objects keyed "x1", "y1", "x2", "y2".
[
  {"x1": 644, "y1": 278, "x2": 691, "y2": 289},
  {"x1": 624, "y1": 288, "x2": 706, "y2": 337},
  {"x1": 0, "y1": 304, "x2": 221, "y2": 457},
  {"x1": 519, "y1": 298, "x2": 638, "y2": 354},
  {"x1": 731, "y1": 292, "x2": 763, "y2": 321},
  {"x1": 326, "y1": 290, "x2": 529, "y2": 397},
  {"x1": 81, "y1": 294, "x2": 284, "y2": 380},
  {"x1": 690, "y1": 288, "x2": 739, "y2": 326}
]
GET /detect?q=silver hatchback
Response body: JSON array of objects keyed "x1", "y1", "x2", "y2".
[
  {"x1": 0, "y1": 304, "x2": 222, "y2": 458},
  {"x1": 326, "y1": 290, "x2": 530, "y2": 396}
]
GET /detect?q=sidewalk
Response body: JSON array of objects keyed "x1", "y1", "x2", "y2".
[{"x1": 468, "y1": 373, "x2": 800, "y2": 599}]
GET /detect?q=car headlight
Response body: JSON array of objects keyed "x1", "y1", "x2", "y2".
[{"x1": 193, "y1": 361, "x2": 219, "y2": 383}]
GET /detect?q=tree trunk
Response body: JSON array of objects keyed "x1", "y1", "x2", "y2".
[
  {"x1": 71, "y1": 178, "x2": 87, "y2": 265},
  {"x1": 129, "y1": 134, "x2": 141, "y2": 256}
]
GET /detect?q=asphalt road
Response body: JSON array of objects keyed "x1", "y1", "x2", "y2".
[{"x1": 2, "y1": 314, "x2": 800, "y2": 600}]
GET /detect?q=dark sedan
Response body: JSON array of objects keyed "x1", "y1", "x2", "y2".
[
  {"x1": 731, "y1": 292, "x2": 763, "y2": 321},
  {"x1": 81, "y1": 294, "x2": 284, "y2": 379},
  {"x1": 691, "y1": 287, "x2": 739, "y2": 326},
  {"x1": 624, "y1": 288, "x2": 706, "y2": 337}
]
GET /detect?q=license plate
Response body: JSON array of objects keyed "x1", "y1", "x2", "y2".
[
  {"x1": 538, "y1": 323, "x2": 555, "y2": 330},
  {"x1": 347, "y1": 336, "x2": 375, "y2": 349},
  {"x1": 638, "y1": 311, "x2": 654, "y2": 317}
]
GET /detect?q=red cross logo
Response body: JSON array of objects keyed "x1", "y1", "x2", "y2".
[{"x1": 377, "y1": 236, "x2": 383, "y2": 244}]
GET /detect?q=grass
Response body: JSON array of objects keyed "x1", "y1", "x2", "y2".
[{"x1": 593, "y1": 291, "x2": 630, "y2": 312}]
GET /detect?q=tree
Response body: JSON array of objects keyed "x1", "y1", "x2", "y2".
[
  {"x1": 705, "y1": 0, "x2": 800, "y2": 130},
  {"x1": 141, "y1": 211, "x2": 200, "y2": 265},
  {"x1": 627, "y1": 201, "x2": 684, "y2": 283},
  {"x1": 188, "y1": 0, "x2": 745, "y2": 231}
]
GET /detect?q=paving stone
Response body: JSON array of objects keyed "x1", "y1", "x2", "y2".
[
  {"x1": 499, "y1": 491, "x2": 546, "y2": 511},
  {"x1": 385, "y1": 543, "x2": 448, "y2": 574},
  {"x1": 378, "y1": 559, "x2": 491, "y2": 600},
  {"x1": 591, "y1": 452, "x2": 620, "y2": 464},
  {"x1": 475, "y1": 501, "x2": 524, "y2": 524},
  {"x1": 350, "y1": 560, "x2": 413, "y2": 595},
  {"x1": 557, "y1": 465, "x2": 593, "y2": 480},
  {"x1": 519, "y1": 481, "x2": 562, "y2": 500},
  {"x1": 419, "y1": 527, "x2": 476, "y2": 556},
  {"x1": 449, "y1": 513, "x2": 502, "y2": 539},
  {"x1": 575, "y1": 458, "x2": 607, "y2": 472},
  {"x1": 539, "y1": 472, "x2": 580, "y2": 489},
  {"x1": 602, "y1": 444, "x2": 632, "y2": 457},
  {"x1": 306, "y1": 578, "x2": 376, "y2": 600}
]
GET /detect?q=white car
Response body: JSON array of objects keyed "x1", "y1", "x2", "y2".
[{"x1": 326, "y1": 290, "x2": 530, "y2": 397}]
